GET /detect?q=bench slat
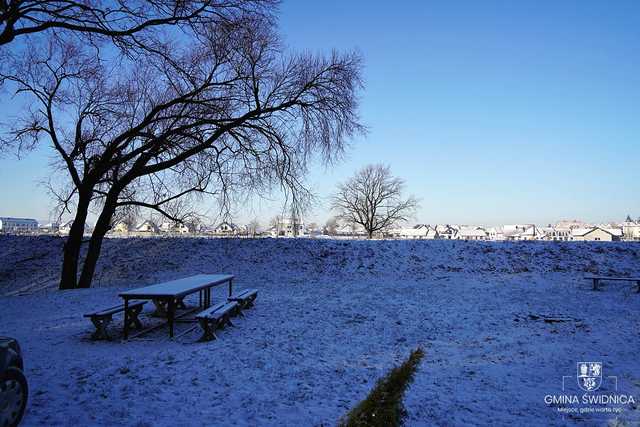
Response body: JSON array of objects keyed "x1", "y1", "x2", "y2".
[
  {"x1": 84, "y1": 300, "x2": 146, "y2": 318},
  {"x1": 196, "y1": 302, "x2": 238, "y2": 320}
]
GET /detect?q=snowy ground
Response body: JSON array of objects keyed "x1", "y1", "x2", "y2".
[{"x1": 1, "y1": 236, "x2": 639, "y2": 426}]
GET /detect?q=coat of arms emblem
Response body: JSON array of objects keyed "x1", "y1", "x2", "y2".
[{"x1": 577, "y1": 362, "x2": 602, "y2": 391}]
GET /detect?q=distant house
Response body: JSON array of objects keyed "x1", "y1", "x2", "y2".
[
  {"x1": 111, "y1": 221, "x2": 129, "y2": 234},
  {"x1": 457, "y1": 226, "x2": 489, "y2": 241},
  {"x1": 335, "y1": 222, "x2": 364, "y2": 237},
  {"x1": 622, "y1": 220, "x2": 640, "y2": 241},
  {"x1": 58, "y1": 220, "x2": 74, "y2": 235},
  {"x1": 435, "y1": 224, "x2": 459, "y2": 240},
  {"x1": 214, "y1": 221, "x2": 238, "y2": 236},
  {"x1": 542, "y1": 227, "x2": 572, "y2": 241},
  {"x1": 510, "y1": 225, "x2": 545, "y2": 241},
  {"x1": 571, "y1": 227, "x2": 620, "y2": 242},
  {"x1": 38, "y1": 222, "x2": 59, "y2": 234},
  {"x1": 392, "y1": 224, "x2": 439, "y2": 239},
  {"x1": 270, "y1": 217, "x2": 305, "y2": 237},
  {"x1": 0, "y1": 217, "x2": 38, "y2": 234},
  {"x1": 486, "y1": 226, "x2": 505, "y2": 241},
  {"x1": 135, "y1": 220, "x2": 158, "y2": 234},
  {"x1": 160, "y1": 221, "x2": 190, "y2": 234}
]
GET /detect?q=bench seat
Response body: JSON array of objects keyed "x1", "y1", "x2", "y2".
[
  {"x1": 228, "y1": 289, "x2": 258, "y2": 310},
  {"x1": 84, "y1": 301, "x2": 146, "y2": 340},
  {"x1": 585, "y1": 276, "x2": 640, "y2": 292},
  {"x1": 196, "y1": 301, "x2": 239, "y2": 341}
]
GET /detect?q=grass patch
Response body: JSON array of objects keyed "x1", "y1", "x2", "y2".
[{"x1": 340, "y1": 347, "x2": 425, "y2": 427}]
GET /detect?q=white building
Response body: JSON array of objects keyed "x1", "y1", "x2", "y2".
[
  {"x1": 38, "y1": 222, "x2": 59, "y2": 234},
  {"x1": 457, "y1": 226, "x2": 489, "y2": 241},
  {"x1": 0, "y1": 217, "x2": 38, "y2": 234},
  {"x1": 160, "y1": 221, "x2": 190, "y2": 234},
  {"x1": 271, "y1": 217, "x2": 305, "y2": 237},
  {"x1": 135, "y1": 220, "x2": 159, "y2": 234},
  {"x1": 435, "y1": 224, "x2": 459, "y2": 240},
  {"x1": 214, "y1": 221, "x2": 238, "y2": 236},
  {"x1": 391, "y1": 224, "x2": 439, "y2": 239},
  {"x1": 622, "y1": 220, "x2": 640, "y2": 241},
  {"x1": 571, "y1": 227, "x2": 621, "y2": 242},
  {"x1": 542, "y1": 227, "x2": 572, "y2": 241}
]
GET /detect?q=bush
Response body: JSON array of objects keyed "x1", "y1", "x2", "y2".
[{"x1": 340, "y1": 347, "x2": 425, "y2": 427}]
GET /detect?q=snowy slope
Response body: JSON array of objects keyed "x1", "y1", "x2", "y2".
[
  {"x1": 0, "y1": 236, "x2": 639, "y2": 426},
  {"x1": 1, "y1": 235, "x2": 639, "y2": 294}
]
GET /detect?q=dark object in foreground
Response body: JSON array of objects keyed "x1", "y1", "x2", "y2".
[
  {"x1": 0, "y1": 337, "x2": 28, "y2": 427},
  {"x1": 84, "y1": 301, "x2": 146, "y2": 340},
  {"x1": 340, "y1": 347, "x2": 425, "y2": 427},
  {"x1": 585, "y1": 275, "x2": 640, "y2": 292}
]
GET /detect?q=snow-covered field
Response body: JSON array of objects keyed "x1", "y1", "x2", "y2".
[{"x1": 1, "y1": 236, "x2": 639, "y2": 426}]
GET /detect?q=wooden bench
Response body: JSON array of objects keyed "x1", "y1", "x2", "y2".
[
  {"x1": 228, "y1": 289, "x2": 258, "y2": 311},
  {"x1": 196, "y1": 301, "x2": 239, "y2": 342},
  {"x1": 585, "y1": 276, "x2": 640, "y2": 292},
  {"x1": 84, "y1": 301, "x2": 146, "y2": 340}
]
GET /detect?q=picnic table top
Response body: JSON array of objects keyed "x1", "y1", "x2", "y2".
[
  {"x1": 585, "y1": 275, "x2": 640, "y2": 281},
  {"x1": 119, "y1": 274, "x2": 234, "y2": 299}
]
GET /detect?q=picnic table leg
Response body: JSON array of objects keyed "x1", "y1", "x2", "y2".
[
  {"x1": 123, "y1": 298, "x2": 130, "y2": 340},
  {"x1": 592, "y1": 279, "x2": 599, "y2": 291},
  {"x1": 167, "y1": 298, "x2": 176, "y2": 338},
  {"x1": 228, "y1": 278, "x2": 233, "y2": 297}
]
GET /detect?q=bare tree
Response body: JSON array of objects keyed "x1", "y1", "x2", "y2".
[
  {"x1": 332, "y1": 164, "x2": 418, "y2": 239},
  {"x1": 0, "y1": 1, "x2": 275, "y2": 47},
  {"x1": 1, "y1": 4, "x2": 364, "y2": 289},
  {"x1": 247, "y1": 219, "x2": 260, "y2": 237},
  {"x1": 324, "y1": 216, "x2": 339, "y2": 236}
]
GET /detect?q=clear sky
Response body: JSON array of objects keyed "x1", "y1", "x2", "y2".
[{"x1": 1, "y1": 0, "x2": 639, "y2": 226}]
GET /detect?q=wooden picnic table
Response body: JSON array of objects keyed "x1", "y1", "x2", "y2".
[{"x1": 119, "y1": 274, "x2": 234, "y2": 339}]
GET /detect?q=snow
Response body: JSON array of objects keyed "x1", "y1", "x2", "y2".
[{"x1": 1, "y1": 236, "x2": 639, "y2": 426}]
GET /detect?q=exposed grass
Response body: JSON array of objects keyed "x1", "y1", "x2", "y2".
[{"x1": 339, "y1": 347, "x2": 425, "y2": 427}]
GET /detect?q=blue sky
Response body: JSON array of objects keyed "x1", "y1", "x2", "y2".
[{"x1": 1, "y1": 0, "x2": 639, "y2": 226}]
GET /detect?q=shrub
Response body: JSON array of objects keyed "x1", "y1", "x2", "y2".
[{"x1": 339, "y1": 347, "x2": 425, "y2": 427}]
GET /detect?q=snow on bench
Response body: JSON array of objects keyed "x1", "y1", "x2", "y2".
[
  {"x1": 196, "y1": 301, "x2": 239, "y2": 342},
  {"x1": 585, "y1": 275, "x2": 640, "y2": 292},
  {"x1": 228, "y1": 288, "x2": 258, "y2": 310},
  {"x1": 84, "y1": 301, "x2": 146, "y2": 340}
]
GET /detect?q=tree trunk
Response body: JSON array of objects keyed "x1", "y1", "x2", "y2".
[
  {"x1": 58, "y1": 192, "x2": 91, "y2": 290},
  {"x1": 77, "y1": 201, "x2": 117, "y2": 289}
]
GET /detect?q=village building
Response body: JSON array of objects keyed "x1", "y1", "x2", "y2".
[
  {"x1": 457, "y1": 226, "x2": 489, "y2": 241},
  {"x1": 111, "y1": 221, "x2": 130, "y2": 234},
  {"x1": 135, "y1": 220, "x2": 159, "y2": 234},
  {"x1": 214, "y1": 221, "x2": 238, "y2": 236},
  {"x1": 38, "y1": 222, "x2": 60, "y2": 234},
  {"x1": 542, "y1": 227, "x2": 572, "y2": 241},
  {"x1": 622, "y1": 220, "x2": 640, "y2": 241},
  {"x1": 160, "y1": 221, "x2": 190, "y2": 234},
  {"x1": 435, "y1": 224, "x2": 459, "y2": 240},
  {"x1": 391, "y1": 224, "x2": 439, "y2": 239},
  {"x1": 571, "y1": 227, "x2": 621, "y2": 242},
  {"x1": 0, "y1": 217, "x2": 38, "y2": 234},
  {"x1": 270, "y1": 217, "x2": 305, "y2": 237}
]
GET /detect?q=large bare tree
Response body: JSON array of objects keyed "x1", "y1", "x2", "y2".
[
  {"x1": 0, "y1": 1, "x2": 274, "y2": 47},
  {"x1": 1, "y1": 2, "x2": 364, "y2": 289},
  {"x1": 332, "y1": 164, "x2": 418, "y2": 239}
]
